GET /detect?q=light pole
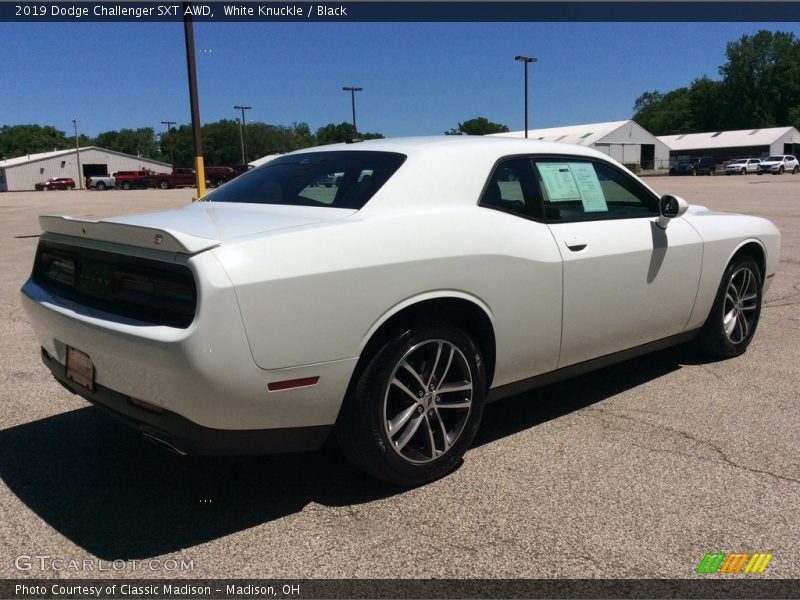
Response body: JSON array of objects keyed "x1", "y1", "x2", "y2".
[
  {"x1": 514, "y1": 55, "x2": 537, "y2": 138},
  {"x1": 161, "y1": 120, "x2": 176, "y2": 166},
  {"x1": 234, "y1": 105, "x2": 251, "y2": 165},
  {"x1": 72, "y1": 118, "x2": 83, "y2": 189},
  {"x1": 342, "y1": 86, "x2": 363, "y2": 139}
]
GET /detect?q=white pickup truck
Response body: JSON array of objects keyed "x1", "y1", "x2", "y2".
[{"x1": 87, "y1": 173, "x2": 116, "y2": 190}]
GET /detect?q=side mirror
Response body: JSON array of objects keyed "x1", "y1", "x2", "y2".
[{"x1": 657, "y1": 194, "x2": 689, "y2": 229}]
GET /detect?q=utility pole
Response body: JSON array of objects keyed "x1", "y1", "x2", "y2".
[
  {"x1": 161, "y1": 120, "x2": 176, "y2": 166},
  {"x1": 72, "y1": 118, "x2": 83, "y2": 189},
  {"x1": 234, "y1": 105, "x2": 252, "y2": 165}
]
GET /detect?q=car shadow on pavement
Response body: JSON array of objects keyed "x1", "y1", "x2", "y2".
[
  {"x1": 0, "y1": 344, "x2": 699, "y2": 560},
  {"x1": 474, "y1": 344, "x2": 697, "y2": 448},
  {"x1": 0, "y1": 407, "x2": 397, "y2": 560}
]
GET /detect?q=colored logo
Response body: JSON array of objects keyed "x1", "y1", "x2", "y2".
[{"x1": 696, "y1": 552, "x2": 773, "y2": 574}]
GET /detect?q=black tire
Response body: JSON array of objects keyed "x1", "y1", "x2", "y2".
[
  {"x1": 740, "y1": 168, "x2": 746, "y2": 175},
  {"x1": 158, "y1": 180, "x2": 169, "y2": 190},
  {"x1": 96, "y1": 182, "x2": 106, "y2": 191},
  {"x1": 691, "y1": 169, "x2": 697, "y2": 176},
  {"x1": 779, "y1": 166, "x2": 784, "y2": 175},
  {"x1": 122, "y1": 182, "x2": 131, "y2": 190},
  {"x1": 793, "y1": 166, "x2": 799, "y2": 174},
  {"x1": 336, "y1": 321, "x2": 486, "y2": 486},
  {"x1": 214, "y1": 178, "x2": 225, "y2": 188},
  {"x1": 697, "y1": 257, "x2": 762, "y2": 358}
]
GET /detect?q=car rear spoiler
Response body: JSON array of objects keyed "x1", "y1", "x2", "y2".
[{"x1": 39, "y1": 215, "x2": 220, "y2": 254}]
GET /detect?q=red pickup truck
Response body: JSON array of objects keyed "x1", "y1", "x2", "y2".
[
  {"x1": 115, "y1": 170, "x2": 155, "y2": 190},
  {"x1": 206, "y1": 166, "x2": 241, "y2": 188},
  {"x1": 151, "y1": 167, "x2": 198, "y2": 189}
]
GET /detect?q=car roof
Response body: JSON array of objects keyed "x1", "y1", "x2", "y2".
[{"x1": 288, "y1": 135, "x2": 611, "y2": 162}]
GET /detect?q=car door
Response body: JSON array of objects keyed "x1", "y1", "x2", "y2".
[{"x1": 532, "y1": 157, "x2": 703, "y2": 368}]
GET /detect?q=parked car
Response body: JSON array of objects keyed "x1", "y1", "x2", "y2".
[
  {"x1": 671, "y1": 156, "x2": 716, "y2": 176},
  {"x1": 116, "y1": 170, "x2": 154, "y2": 190},
  {"x1": 724, "y1": 158, "x2": 761, "y2": 175},
  {"x1": 205, "y1": 166, "x2": 239, "y2": 188},
  {"x1": 34, "y1": 177, "x2": 75, "y2": 191},
  {"x1": 87, "y1": 174, "x2": 116, "y2": 190},
  {"x1": 152, "y1": 167, "x2": 197, "y2": 189},
  {"x1": 20, "y1": 137, "x2": 780, "y2": 486},
  {"x1": 757, "y1": 155, "x2": 799, "y2": 175}
]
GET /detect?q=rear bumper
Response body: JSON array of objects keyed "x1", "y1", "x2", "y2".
[{"x1": 41, "y1": 347, "x2": 332, "y2": 455}]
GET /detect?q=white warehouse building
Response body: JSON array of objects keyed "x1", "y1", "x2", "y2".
[
  {"x1": 658, "y1": 126, "x2": 800, "y2": 163},
  {"x1": 490, "y1": 120, "x2": 670, "y2": 171},
  {"x1": 0, "y1": 147, "x2": 171, "y2": 192}
]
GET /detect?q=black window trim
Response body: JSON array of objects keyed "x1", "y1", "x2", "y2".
[{"x1": 478, "y1": 153, "x2": 662, "y2": 225}]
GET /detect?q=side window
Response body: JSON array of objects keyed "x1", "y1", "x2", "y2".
[
  {"x1": 533, "y1": 159, "x2": 659, "y2": 222},
  {"x1": 479, "y1": 158, "x2": 543, "y2": 219}
]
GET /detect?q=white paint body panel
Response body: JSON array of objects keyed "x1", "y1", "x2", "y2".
[{"x1": 548, "y1": 217, "x2": 703, "y2": 367}]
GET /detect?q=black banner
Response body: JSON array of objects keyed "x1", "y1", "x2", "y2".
[
  {"x1": 3, "y1": 2, "x2": 800, "y2": 22},
  {"x1": 3, "y1": 579, "x2": 800, "y2": 599}
]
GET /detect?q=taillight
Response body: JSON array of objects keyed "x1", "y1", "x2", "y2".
[
  {"x1": 112, "y1": 271, "x2": 195, "y2": 317},
  {"x1": 40, "y1": 252, "x2": 76, "y2": 287}
]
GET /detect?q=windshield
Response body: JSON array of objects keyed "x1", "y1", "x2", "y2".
[
  {"x1": 764, "y1": 156, "x2": 782, "y2": 161},
  {"x1": 205, "y1": 151, "x2": 406, "y2": 209}
]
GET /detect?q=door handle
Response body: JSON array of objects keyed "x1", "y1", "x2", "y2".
[{"x1": 565, "y1": 237, "x2": 588, "y2": 252}]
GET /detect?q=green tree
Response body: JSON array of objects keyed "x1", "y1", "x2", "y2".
[
  {"x1": 201, "y1": 119, "x2": 242, "y2": 165},
  {"x1": 633, "y1": 87, "x2": 694, "y2": 135},
  {"x1": 445, "y1": 117, "x2": 509, "y2": 135},
  {"x1": 0, "y1": 124, "x2": 71, "y2": 159},
  {"x1": 719, "y1": 30, "x2": 800, "y2": 129},
  {"x1": 633, "y1": 30, "x2": 800, "y2": 134},
  {"x1": 95, "y1": 127, "x2": 159, "y2": 159},
  {"x1": 314, "y1": 122, "x2": 384, "y2": 145},
  {"x1": 160, "y1": 120, "x2": 321, "y2": 168},
  {"x1": 688, "y1": 76, "x2": 726, "y2": 132}
]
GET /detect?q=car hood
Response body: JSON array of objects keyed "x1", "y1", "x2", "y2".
[{"x1": 40, "y1": 202, "x2": 357, "y2": 254}]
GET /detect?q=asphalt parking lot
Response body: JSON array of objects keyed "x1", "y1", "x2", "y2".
[{"x1": 0, "y1": 176, "x2": 798, "y2": 581}]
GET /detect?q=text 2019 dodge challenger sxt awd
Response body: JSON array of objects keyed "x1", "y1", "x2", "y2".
[{"x1": 21, "y1": 137, "x2": 780, "y2": 486}]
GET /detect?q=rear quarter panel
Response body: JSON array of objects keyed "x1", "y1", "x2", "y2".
[{"x1": 213, "y1": 207, "x2": 565, "y2": 387}]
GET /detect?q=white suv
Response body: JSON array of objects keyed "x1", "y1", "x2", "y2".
[
  {"x1": 725, "y1": 158, "x2": 761, "y2": 175},
  {"x1": 757, "y1": 155, "x2": 799, "y2": 175}
]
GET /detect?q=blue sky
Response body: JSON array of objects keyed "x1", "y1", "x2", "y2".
[{"x1": 2, "y1": 20, "x2": 799, "y2": 139}]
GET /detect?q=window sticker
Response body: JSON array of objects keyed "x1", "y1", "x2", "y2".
[
  {"x1": 539, "y1": 162, "x2": 608, "y2": 212},
  {"x1": 569, "y1": 163, "x2": 608, "y2": 212},
  {"x1": 538, "y1": 163, "x2": 580, "y2": 201}
]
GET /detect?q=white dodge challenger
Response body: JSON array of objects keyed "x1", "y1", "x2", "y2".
[{"x1": 20, "y1": 137, "x2": 780, "y2": 486}]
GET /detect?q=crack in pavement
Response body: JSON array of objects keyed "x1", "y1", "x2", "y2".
[{"x1": 580, "y1": 407, "x2": 800, "y2": 486}]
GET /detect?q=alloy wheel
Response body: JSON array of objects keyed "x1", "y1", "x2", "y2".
[
  {"x1": 722, "y1": 266, "x2": 759, "y2": 344},
  {"x1": 383, "y1": 339, "x2": 473, "y2": 464}
]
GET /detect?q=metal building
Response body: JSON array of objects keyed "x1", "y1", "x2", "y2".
[
  {"x1": 490, "y1": 120, "x2": 671, "y2": 171},
  {"x1": 658, "y1": 126, "x2": 800, "y2": 163},
  {"x1": 0, "y1": 147, "x2": 171, "y2": 192}
]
